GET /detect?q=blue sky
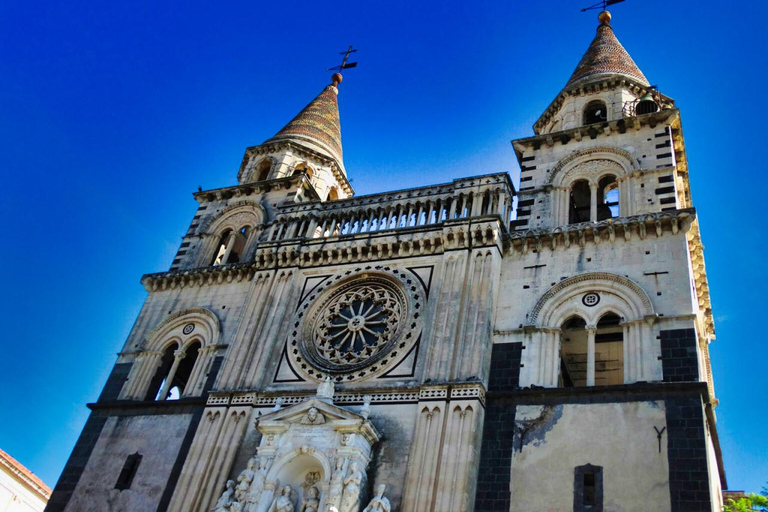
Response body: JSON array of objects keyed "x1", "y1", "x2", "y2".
[{"x1": 1, "y1": 0, "x2": 766, "y2": 495}]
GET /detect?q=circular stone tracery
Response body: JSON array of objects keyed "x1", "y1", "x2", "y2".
[
  {"x1": 290, "y1": 268, "x2": 423, "y2": 381},
  {"x1": 311, "y1": 280, "x2": 404, "y2": 370}
]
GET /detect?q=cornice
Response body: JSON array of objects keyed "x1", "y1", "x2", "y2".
[
  {"x1": 193, "y1": 174, "x2": 321, "y2": 204},
  {"x1": 141, "y1": 217, "x2": 505, "y2": 292},
  {"x1": 514, "y1": 109, "x2": 680, "y2": 159},
  {"x1": 508, "y1": 209, "x2": 695, "y2": 253}
]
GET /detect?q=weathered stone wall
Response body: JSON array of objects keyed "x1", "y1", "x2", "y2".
[
  {"x1": 62, "y1": 413, "x2": 194, "y2": 512},
  {"x1": 508, "y1": 401, "x2": 671, "y2": 512}
]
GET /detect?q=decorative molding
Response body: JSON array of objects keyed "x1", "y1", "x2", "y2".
[
  {"x1": 529, "y1": 272, "x2": 654, "y2": 325},
  {"x1": 509, "y1": 209, "x2": 694, "y2": 253},
  {"x1": 145, "y1": 308, "x2": 221, "y2": 350},
  {"x1": 550, "y1": 146, "x2": 637, "y2": 186},
  {"x1": 197, "y1": 200, "x2": 266, "y2": 235}
]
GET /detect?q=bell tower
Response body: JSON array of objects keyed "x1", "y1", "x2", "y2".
[{"x1": 512, "y1": 9, "x2": 687, "y2": 231}]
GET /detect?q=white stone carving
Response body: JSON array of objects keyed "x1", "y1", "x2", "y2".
[
  {"x1": 268, "y1": 485, "x2": 297, "y2": 512},
  {"x1": 213, "y1": 480, "x2": 242, "y2": 512},
  {"x1": 300, "y1": 486, "x2": 320, "y2": 512},
  {"x1": 313, "y1": 282, "x2": 403, "y2": 367},
  {"x1": 339, "y1": 462, "x2": 362, "y2": 512},
  {"x1": 236, "y1": 457, "x2": 257, "y2": 503},
  {"x1": 325, "y1": 458, "x2": 345, "y2": 512},
  {"x1": 300, "y1": 407, "x2": 326, "y2": 425},
  {"x1": 316, "y1": 377, "x2": 335, "y2": 403},
  {"x1": 238, "y1": 398, "x2": 380, "y2": 512},
  {"x1": 362, "y1": 485, "x2": 390, "y2": 512}
]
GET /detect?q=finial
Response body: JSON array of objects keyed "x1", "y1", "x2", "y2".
[
  {"x1": 327, "y1": 46, "x2": 358, "y2": 87},
  {"x1": 598, "y1": 10, "x2": 611, "y2": 24}
]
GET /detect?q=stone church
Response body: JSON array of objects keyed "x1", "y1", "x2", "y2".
[{"x1": 46, "y1": 10, "x2": 725, "y2": 512}]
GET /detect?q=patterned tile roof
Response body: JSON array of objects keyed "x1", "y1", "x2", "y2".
[
  {"x1": 565, "y1": 20, "x2": 649, "y2": 88},
  {"x1": 263, "y1": 84, "x2": 343, "y2": 168}
]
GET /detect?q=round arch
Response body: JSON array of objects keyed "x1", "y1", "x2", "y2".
[
  {"x1": 530, "y1": 272, "x2": 654, "y2": 328},
  {"x1": 198, "y1": 201, "x2": 265, "y2": 235},
  {"x1": 145, "y1": 308, "x2": 221, "y2": 351},
  {"x1": 550, "y1": 146, "x2": 638, "y2": 187}
]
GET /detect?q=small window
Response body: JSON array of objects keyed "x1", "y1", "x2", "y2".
[
  {"x1": 597, "y1": 175, "x2": 619, "y2": 221},
  {"x1": 255, "y1": 159, "x2": 271, "y2": 181},
  {"x1": 584, "y1": 101, "x2": 607, "y2": 125},
  {"x1": 574, "y1": 464, "x2": 603, "y2": 512},
  {"x1": 327, "y1": 187, "x2": 339, "y2": 201},
  {"x1": 115, "y1": 452, "x2": 142, "y2": 490}
]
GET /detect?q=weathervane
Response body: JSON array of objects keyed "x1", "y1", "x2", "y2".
[
  {"x1": 581, "y1": 0, "x2": 625, "y2": 12},
  {"x1": 327, "y1": 45, "x2": 358, "y2": 74}
]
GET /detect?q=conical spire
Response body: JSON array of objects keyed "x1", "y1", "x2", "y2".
[
  {"x1": 565, "y1": 10, "x2": 649, "y2": 88},
  {"x1": 263, "y1": 74, "x2": 344, "y2": 171}
]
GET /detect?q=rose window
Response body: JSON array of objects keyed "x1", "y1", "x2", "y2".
[
  {"x1": 312, "y1": 283, "x2": 403, "y2": 368},
  {"x1": 289, "y1": 268, "x2": 423, "y2": 382}
]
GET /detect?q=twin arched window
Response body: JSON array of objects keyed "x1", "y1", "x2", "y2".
[
  {"x1": 147, "y1": 341, "x2": 201, "y2": 401},
  {"x1": 568, "y1": 175, "x2": 620, "y2": 224},
  {"x1": 120, "y1": 309, "x2": 221, "y2": 402},
  {"x1": 211, "y1": 226, "x2": 250, "y2": 266},
  {"x1": 559, "y1": 312, "x2": 624, "y2": 388}
]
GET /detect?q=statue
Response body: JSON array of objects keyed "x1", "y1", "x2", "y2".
[
  {"x1": 268, "y1": 485, "x2": 296, "y2": 512},
  {"x1": 325, "y1": 458, "x2": 345, "y2": 512},
  {"x1": 235, "y1": 457, "x2": 257, "y2": 503},
  {"x1": 213, "y1": 480, "x2": 242, "y2": 512},
  {"x1": 360, "y1": 396, "x2": 372, "y2": 419},
  {"x1": 301, "y1": 407, "x2": 326, "y2": 425},
  {"x1": 362, "y1": 485, "x2": 390, "y2": 512},
  {"x1": 339, "y1": 462, "x2": 362, "y2": 512},
  {"x1": 246, "y1": 457, "x2": 270, "y2": 511},
  {"x1": 273, "y1": 397, "x2": 285, "y2": 412},
  {"x1": 317, "y1": 377, "x2": 335, "y2": 402},
  {"x1": 300, "y1": 486, "x2": 320, "y2": 512}
]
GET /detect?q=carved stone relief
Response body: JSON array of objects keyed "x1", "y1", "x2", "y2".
[{"x1": 219, "y1": 384, "x2": 380, "y2": 512}]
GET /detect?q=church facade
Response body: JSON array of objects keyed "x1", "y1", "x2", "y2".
[{"x1": 46, "y1": 10, "x2": 725, "y2": 512}]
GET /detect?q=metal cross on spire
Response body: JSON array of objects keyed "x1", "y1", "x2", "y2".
[
  {"x1": 581, "y1": 0, "x2": 625, "y2": 12},
  {"x1": 327, "y1": 46, "x2": 358, "y2": 73}
]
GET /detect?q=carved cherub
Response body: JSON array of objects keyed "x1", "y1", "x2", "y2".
[
  {"x1": 301, "y1": 407, "x2": 326, "y2": 425},
  {"x1": 300, "y1": 486, "x2": 320, "y2": 512}
]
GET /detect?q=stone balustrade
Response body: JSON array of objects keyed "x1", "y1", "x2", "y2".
[{"x1": 264, "y1": 172, "x2": 515, "y2": 243}]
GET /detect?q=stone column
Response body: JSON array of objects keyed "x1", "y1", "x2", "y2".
[
  {"x1": 157, "y1": 348, "x2": 187, "y2": 400},
  {"x1": 589, "y1": 184, "x2": 598, "y2": 223},
  {"x1": 586, "y1": 325, "x2": 597, "y2": 386},
  {"x1": 622, "y1": 323, "x2": 631, "y2": 383},
  {"x1": 402, "y1": 402, "x2": 444, "y2": 511}
]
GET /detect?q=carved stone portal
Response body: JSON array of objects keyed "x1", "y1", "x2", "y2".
[{"x1": 219, "y1": 397, "x2": 379, "y2": 512}]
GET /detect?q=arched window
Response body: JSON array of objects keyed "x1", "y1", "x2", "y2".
[
  {"x1": 292, "y1": 163, "x2": 314, "y2": 178},
  {"x1": 210, "y1": 226, "x2": 250, "y2": 266},
  {"x1": 595, "y1": 313, "x2": 623, "y2": 386},
  {"x1": 584, "y1": 100, "x2": 607, "y2": 125},
  {"x1": 559, "y1": 316, "x2": 588, "y2": 388},
  {"x1": 597, "y1": 175, "x2": 619, "y2": 221},
  {"x1": 327, "y1": 187, "x2": 339, "y2": 201},
  {"x1": 255, "y1": 159, "x2": 272, "y2": 182},
  {"x1": 147, "y1": 342, "x2": 201, "y2": 401},
  {"x1": 558, "y1": 312, "x2": 624, "y2": 387},
  {"x1": 569, "y1": 180, "x2": 591, "y2": 223}
]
